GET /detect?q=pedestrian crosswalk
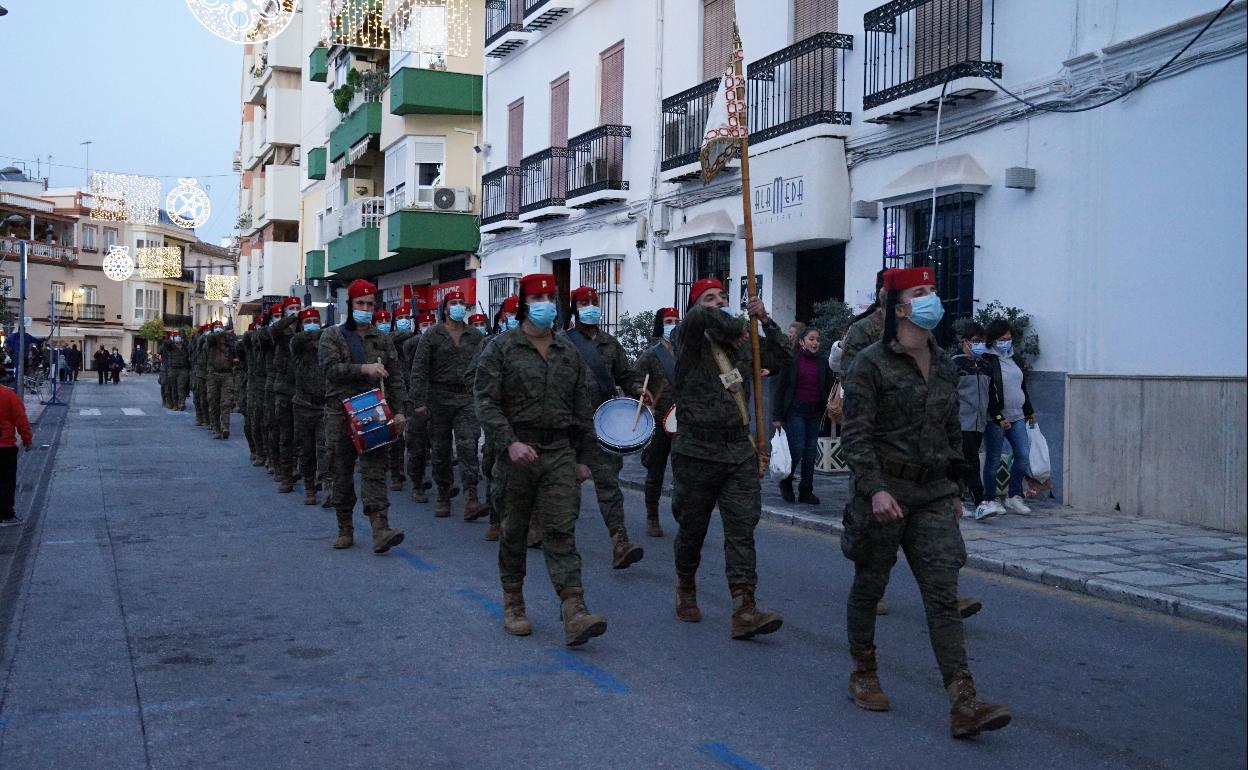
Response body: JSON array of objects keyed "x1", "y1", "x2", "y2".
[{"x1": 77, "y1": 407, "x2": 148, "y2": 417}]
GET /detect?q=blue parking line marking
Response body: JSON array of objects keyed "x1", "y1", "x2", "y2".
[
  {"x1": 456, "y1": 587, "x2": 504, "y2": 620},
  {"x1": 394, "y1": 548, "x2": 436, "y2": 571},
  {"x1": 694, "y1": 742, "x2": 768, "y2": 770},
  {"x1": 545, "y1": 648, "x2": 630, "y2": 694}
]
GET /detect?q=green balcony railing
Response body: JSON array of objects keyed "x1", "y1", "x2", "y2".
[
  {"x1": 327, "y1": 228, "x2": 381, "y2": 278},
  {"x1": 329, "y1": 101, "x2": 382, "y2": 162},
  {"x1": 389, "y1": 67, "x2": 483, "y2": 116},
  {"x1": 305, "y1": 249, "x2": 326, "y2": 280},
  {"x1": 386, "y1": 209, "x2": 480, "y2": 268},
  {"x1": 309, "y1": 46, "x2": 329, "y2": 82},
  {"x1": 307, "y1": 147, "x2": 327, "y2": 180}
]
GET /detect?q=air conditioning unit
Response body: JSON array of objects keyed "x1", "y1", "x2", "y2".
[{"x1": 432, "y1": 186, "x2": 472, "y2": 212}]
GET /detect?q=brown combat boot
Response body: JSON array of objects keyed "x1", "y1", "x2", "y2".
[
  {"x1": 321, "y1": 484, "x2": 334, "y2": 509},
  {"x1": 211, "y1": 431, "x2": 222, "y2": 439},
  {"x1": 526, "y1": 523, "x2": 544, "y2": 549},
  {"x1": 434, "y1": 487, "x2": 452, "y2": 518},
  {"x1": 484, "y1": 517, "x2": 500, "y2": 541},
  {"x1": 558, "y1": 587, "x2": 607, "y2": 647},
  {"x1": 876, "y1": 599, "x2": 889, "y2": 615},
  {"x1": 502, "y1": 585, "x2": 533, "y2": 636},
  {"x1": 958, "y1": 596, "x2": 983, "y2": 619},
  {"x1": 463, "y1": 486, "x2": 487, "y2": 521},
  {"x1": 610, "y1": 526, "x2": 644, "y2": 569},
  {"x1": 848, "y1": 647, "x2": 891, "y2": 711},
  {"x1": 947, "y1": 670, "x2": 1011, "y2": 739},
  {"x1": 645, "y1": 502, "x2": 664, "y2": 538},
  {"x1": 389, "y1": 477, "x2": 403, "y2": 492},
  {"x1": 332, "y1": 511, "x2": 354, "y2": 549},
  {"x1": 277, "y1": 479, "x2": 294, "y2": 494},
  {"x1": 729, "y1": 584, "x2": 784, "y2": 640},
  {"x1": 369, "y1": 511, "x2": 405, "y2": 554},
  {"x1": 252, "y1": 456, "x2": 265, "y2": 467},
  {"x1": 411, "y1": 486, "x2": 429, "y2": 504},
  {"x1": 675, "y1": 571, "x2": 701, "y2": 622}
]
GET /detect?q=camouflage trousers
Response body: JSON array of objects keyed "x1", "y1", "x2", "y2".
[
  {"x1": 205, "y1": 373, "x2": 235, "y2": 435},
  {"x1": 404, "y1": 412, "x2": 431, "y2": 488},
  {"x1": 234, "y1": 370, "x2": 247, "y2": 414},
  {"x1": 325, "y1": 405, "x2": 389, "y2": 516},
  {"x1": 670, "y1": 453, "x2": 761, "y2": 587},
  {"x1": 640, "y1": 429, "x2": 673, "y2": 508},
  {"x1": 842, "y1": 492, "x2": 969, "y2": 683},
  {"x1": 193, "y1": 375, "x2": 208, "y2": 423},
  {"x1": 584, "y1": 444, "x2": 625, "y2": 533},
  {"x1": 245, "y1": 386, "x2": 267, "y2": 460},
  {"x1": 268, "y1": 391, "x2": 295, "y2": 482},
  {"x1": 166, "y1": 369, "x2": 189, "y2": 410},
  {"x1": 388, "y1": 433, "x2": 406, "y2": 485},
  {"x1": 497, "y1": 444, "x2": 582, "y2": 595},
  {"x1": 293, "y1": 398, "x2": 331, "y2": 490},
  {"x1": 431, "y1": 400, "x2": 481, "y2": 491},
  {"x1": 481, "y1": 435, "x2": 502, "y2": 528}
]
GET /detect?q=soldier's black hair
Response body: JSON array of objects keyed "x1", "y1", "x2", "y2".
[{"x1": 881, "y1": 289, "x2": 902, "y2": 345}]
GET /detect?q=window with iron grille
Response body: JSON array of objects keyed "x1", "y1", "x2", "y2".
[
  {"x1": 578, "y1": 257, "x2": 622, "y2": 335},
  {"x1": 674, "y1": 241, "x2": 732, "y2": 310},
  {"x1": 881, "y1": 192, "x2": 977, "y2": 344},
  {"x1": 488, "y1": 274, "x2": 520, "y2": 329}
]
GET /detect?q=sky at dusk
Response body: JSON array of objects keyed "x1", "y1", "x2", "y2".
[{"x1": 0, "y1": 0, "x2": 243, "y2": 245}]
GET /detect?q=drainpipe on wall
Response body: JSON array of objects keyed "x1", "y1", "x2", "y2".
[{"x1": 645, "y1": 0, "x2": 666, "y2": 290}]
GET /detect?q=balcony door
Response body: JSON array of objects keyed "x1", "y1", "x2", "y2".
[
  {"x1": 702, "y1": 0, "x2": 735, "y2": 80},
  {"x1": 600, "y1": 42, "x2": 624, "y2": 125},
  {"x1": 550, "y1": 74, "x2": 570, "y2": 200},
  {"x1": 791, "y1": 0, "x2": 838, "y2": 121}
]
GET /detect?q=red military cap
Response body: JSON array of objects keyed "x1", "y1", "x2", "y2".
[
  {"x1": 395, "y1": 302, "x2": 412, "y2": 318},
  {"x1": 199, "y1": 324, "x2": 210, "y2": 334},
  {"x1": 373, "y1": 309, "x2": 392, "y2": 323},
  {"x1": 883, "y1": 267, "x2": 936, "y2": 292},
  {"x1": 519, "y1": 273, "x2": 556, "y2": 296},
  {"x1": 269, "y1": 302, "x2": 284, "y2": 316},
  {"x1": 347, "y1": 278, "x2": 377, "y2": 299},
  {"x1": 211, "y1": 320, "x2": 223, "y2": 328},
  {"x1": 283, "y1": 296, "x2": 301, "y2": 308},
  {"x1": 500, "y1": 296, "x2": 519, "y2": 314},
  {"x1": 688, "y1": 277, "x2": 725, "y2": 308},
  {"x1": 299, "y1": 307, "x2": 320, "y2": 321},
  {"x1": 442, "y1": 290, "x2": 466, "y2": 303},
  {"x1": 417, "y1": 312, "x2": 437, "y2": 325},
  {"x1": 569, "y1": 285, "x2": 598, "y2": 304},
  {"x1": 468, "y1": 313, "x2": 487, "y2": 325},
  {"x1": 658, "y1": 307, "x2": 680, "y2": 321}
]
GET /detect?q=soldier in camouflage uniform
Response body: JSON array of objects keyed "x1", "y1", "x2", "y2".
[
  {"x1": 563, "y1": 285, "x2": 648, "y2": 569},
  {"x1": 387, "y1": 303, "x2": 416, "y2": 492},
  {"x1": 840, "y1": 267, "x2": 1010, "y2": 739},
  {"x1": 291, "y1": 307, "x2": 330, "y2": 506},
  {"x1": 410, "y1": 290, "x2": 487, "y2": 521},
  {"x1": 233, "y1": 327, "x2": 248, "y2": 423},
  {"x1": 264, "y1": 297, "x2": 301, "y2": 493},
  {"x1": 158, "y1": 332, "x2": 173, "y2": 409},
  {"x1": 244, "y1": 316, "x2": 269, "y2": 467},
  {"x1": 258, "y1": 303, "x2": 281, "y2": 476},
  {"x1": 670, "y1": 278, "x2": 789, "y2": 640},
  {"x1": 474, "y1": 298, "x2": 518, "y2": 542},
  {"x1": 635, "y1": 307, "x2": 680, "y2": 538},
  {"x1": 163, "y1": 332, "x2": 191, "y2": 412},
  {"x1": 400, "y1": 312, "x2": 438, "y2": 503},
  {"x1": 204, "y1": 321, "x2": 236, "y2": 439},
  {"x1": 192, "y1": 325, "x2": 210, "y2": 428},
  {"x1": 473, "y1": 274, "x2": 607, "y2": 647},
  {"x1": 319, "y1": 279, "x2": 408, "y2": 554}
]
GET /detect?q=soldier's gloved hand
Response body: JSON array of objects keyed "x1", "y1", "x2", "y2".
[
  {"x1": 575, "y1": 464, "x2": 591, "y2": 483},
  {"x1": 871, "y1": 490, "x2": 905, "y2": 523},
  {"x1": 361, "y1": 362, "x2": 388, "y2": 381},
  {"x1": 508, "y1": 441, "x2": 538, "y2": 466}
]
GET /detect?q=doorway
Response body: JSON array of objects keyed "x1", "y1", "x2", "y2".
[{"x1": 794, "y1": 244, "x2": 845, "y2": 324}]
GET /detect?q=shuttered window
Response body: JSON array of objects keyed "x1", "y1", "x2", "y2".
[
  {"x1": 702, "y1": 0, "x2": 735, "y2": 80},
  {"x1": 915, "y1": 0, "x2": 982, "y2": 78},
  {"x1": 793, "y1": 0, "x2": 837, "y2": 39},
  {"x1": 550, "y1": 74, "x2": 570, "y2": 146},
  {"x1": 600, "y1": 42, "x2": 624, "y2": 125},
  {"x1": 507, "y1": 98, "x2": 524, "y2": 166}
]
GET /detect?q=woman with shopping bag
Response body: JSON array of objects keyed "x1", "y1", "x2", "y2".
[
  {"x1": 771, "y1": 326, "x2": 832, "y2": 504},
  {"x1": 981, "y1": 320, "x2": 1037, "y2": 513}
]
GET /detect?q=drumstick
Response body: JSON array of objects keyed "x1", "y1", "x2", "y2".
[
  {"x1": 376, "y1": 357, "x2": 386, "y2": 400},
  {"x1": 631, "y1": 373, "x2": 650, "y2": 431}
]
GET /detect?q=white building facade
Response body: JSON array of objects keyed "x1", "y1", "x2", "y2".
[{"x1": 478, "y1": 0, "x2": 1247, "y2": 531}]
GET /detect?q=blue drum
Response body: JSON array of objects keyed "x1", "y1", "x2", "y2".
[
  {"x1": 593, "y1": 397, "x2": 654, "y2": 455},
  {"x1": 343, "y1": 389, "x2": 400, "y2": 453}
]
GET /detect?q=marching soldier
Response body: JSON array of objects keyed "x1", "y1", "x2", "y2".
[
  {"x1": 319, "y1": 279, "x2": 408, "y2": 553},
  {"x1": 635, "y1": 307, "x2": 680, "y2": 537},
  {"x1": 259, "y1": 302, "x2": 282, "y2": 476},
  {"x1": 670, "y1": 278, "x2": 789, "y2": 639},
  {"x1": 245, "y1": 314, "x2": 270, "y2": 467},
  {"x1": 468, "y1": 313, "x2": 489, "y2": 334},
  {"x1": 839, "y1": 267, "x2": 1010, "y2": 738},
  {"x1": 194, "y1": 324, "x2": 212, "y2": 429},
  {"x1": 158, "y1": 332, "x2": 173, "y2": 409},
  {"x1": 266, "y1": 297, "x2": 302, "y2": 493},
  {"x1": 400, "y1": 311, "x2": 438, "y2": 503},
  {"x1": 163, "y1": 330, "x2": 191, "y2": 412},
  {"x1": 475, "y1": 295, "x2": 517, "y2": 542},
  {"x1": 473, "y1": 274, "x2": 606, "y2": 646},
  {"x1": 387, "y1": 303, "x2": 415, "y2": 492},
  {"x1": 204, "y1": 320, "x2": 236, "y2": 439},
  {"x1": 291, "y1": 307, "x2": 329, "y2": 506},
  {"x1": 409, "y1": 290, "x2": 486, "y2": 521},
  {"x1": 234, "y1": 325, "x2": 249, "y2": 422},
  {"x1": 563, "y1": 285, "x2": 648, "y2": 569}
]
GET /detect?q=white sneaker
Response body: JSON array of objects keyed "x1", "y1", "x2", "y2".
[
  {"x1": 961, "y1": 502, "x2": 976, "y2": 519},
  {"x1": 973, "y1": 501, "x2": 1003, "y2": 521},
  {"x1": 1004, "y1": 496, "x2": 1032, "y2": 514},
  {"x1": 0, "y1": 515, "x2": 23, "y2": 528}
]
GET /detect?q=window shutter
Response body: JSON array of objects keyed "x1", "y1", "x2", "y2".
[
  {"x1": 702, "y1": 0, "x2": 737, "y2": 80},
  {"x1": 915, "y1": 0, "x2": 982, "y2": 78},
  {"x1": 600, "y1": 43, "x2": 624, "y2": 125},
  {"x1": 551, "y1": 75, "x2": 570, "y2": 146},
  {"x1": 508, "y1": 98, "x2": 524, "y2": 166},
  {"x1": 793, "y1": 0, "x2": 837, "y2": 40},
  {"x1": 410, "y1": 138, "x2": 444, "y2": 165}
]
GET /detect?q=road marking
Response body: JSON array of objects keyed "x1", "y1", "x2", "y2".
[
  {"x1": 121, "y1": 408, "x2": 146, "y2": 416},
  {"x1": 394, "y1": 547, "x2": 436, "y2": 571},
  {"x1": 78, "y1": 409, "x2": 101, "y2": 416},
  {"x1": 545, "y1": 648, "x2": 630, "y2": 694},
  {"x1": 455, "y1": 587, "x2": 504, "y2": 620},
  {"x1": 694, "y1": 742, "x2": 768, "y2": 770}
]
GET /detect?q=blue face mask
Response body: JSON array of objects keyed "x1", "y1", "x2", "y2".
[
  {"x1": 578, "y1": 305, "x2": 602, "y2": 326},
  {"x1": 377, "y1": 323, "x2": 392, "y2": 334},
  {"x1": 505, "y1": 317, "x2": 519, "y2": 330},
  {"x1": 212, "y1": 327, "x2": 224, "y2": 334},
  {"x1": 172, "y1": 336, "x2": 182, "y2": 343},
  {"x1": 396, "y1": 318, "x2": 413, "y2": 332},
  {"x1": 351, "y1": 310, "x2": 372, "y2": 325},
  {"x1": 473, "y1": 325, "x2": 488, "y2": 334},
  {"x1": 662, "y1": 324, "x2": 675, "y2": 340},
  {"x1": 970, "y1": 342, "x2": 988, "y2": 357},
  {"x1": 906, "y1": 293, "x2": 944, "y2": 331},
  {"x1": 527, "y1": 301, "x2": 557, "y2": 329},
  {"x1": 720, "y1": 306, "x2": 734, "y2": 317},
  {"x1": 995, "y1": 340, "x2": 1013, "y2": 356},
  {"x1": 303, "y1": 323, "x2": 321, "y2": 332},
  {"x1": 448, "y1": 304, "x2": 467, "y2": 322}
]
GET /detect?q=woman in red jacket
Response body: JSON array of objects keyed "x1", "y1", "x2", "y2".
[{"x1": 1, "y1": 383, "x2": 34, "y2": 527}]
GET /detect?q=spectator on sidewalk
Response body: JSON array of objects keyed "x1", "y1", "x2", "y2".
[
  {"x1": 953, "y1": 323, "x2": 1002, "y2": 520},
  {"x1": 981, "y1": 320, "x2": 1036, "y2": 514},
  {"x1": 1, "y1": 381, "x2": 34, "y2": 528},
  {"x1": 69, "y1": 343, "x2": 82, "y2": 381},
  {"x1": 58, "y1": 347, "x2": 70, "y2": 383},
  {"x1": 93, "y1": 346, "x2": 110, "y2": 384},
  {"x1": 110, "y1": 347, "x2": 125, "y2": 385},
  {"x1": 772, "y1": 326, "x2": 832, "y2": 505}
]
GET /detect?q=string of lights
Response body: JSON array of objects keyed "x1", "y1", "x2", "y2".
[
  {"x1": 0, "y1": 153, "x2": 239, "y2": 181},
  {"x1": 89, "y1": 172, "x2": 161, "y2": 225}
]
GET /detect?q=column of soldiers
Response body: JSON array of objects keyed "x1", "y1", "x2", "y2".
[{"x1": 169, "y1": 268, "x2": 1007, "y2": 741}]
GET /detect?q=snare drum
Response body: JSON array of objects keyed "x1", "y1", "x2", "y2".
[
  {"x1": 342, "y1": 389, "x2": 400, "y2": 453},
  {"x1": 661, "y1": 405, "x2": 677, "y2": 437},
  {"x1": 593, "y1": 397, "x2": 655, "y2": 455}
]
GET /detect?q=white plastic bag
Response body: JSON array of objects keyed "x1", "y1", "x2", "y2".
[
  {"x1": 769, "y1": 428, "x2": 792, "y2": 480},
  {"x1": 827, "y1": 340, "x2": 844, "y2": 372},
  {"x1": 1027, "y1": 423, "x2": 1051, "y2": 484}
]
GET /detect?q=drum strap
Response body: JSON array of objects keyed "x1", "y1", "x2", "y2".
[
  {"x1": 342, "y1": 326, "x2": 367, "y2": 365},
  {"x1": 652, "y1": 342, "x2": 675, "y2": 383},
  {"x1": 705, "y1": 332, "x2": 750, "y2": 429},
  {"x1": 565, "y1": 328, "x2": 614, "y2": 402}
]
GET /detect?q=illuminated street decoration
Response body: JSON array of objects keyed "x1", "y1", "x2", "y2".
[
  {"x1": 185, "y1": 0, "x2": 299, "y2": 44},
  {"x1": 321, "y1": 0, "x2": 469, "y2": 57},
  {"x1": 102, "y1": 246, "x2": 135, "y2": 281},
  {"x1": 166, "y1": 178, "x2": 212, "y2": 229},
  {"x1": 204, "y1": 275, "x2": 239, "y2": 301},
  {"x1": 137, "y1": 247, "x2": 184, "y2": 280},
  {"x1": 89, "y1": 172, "x2": 161, "y2": 225}
]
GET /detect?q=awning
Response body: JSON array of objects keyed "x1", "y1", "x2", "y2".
[
  {"x1": 64, "y1": 327, "x2": 125, "y2": 337},
  {"x1": 876, "y1": 153, "x2": 991, "y2": 206},
  {"x1": 664, "y1": 210, "x2": 738, "y2": 248},
  {"x1": 347, "y1": 137, "x2": 372, "y2": 166}
]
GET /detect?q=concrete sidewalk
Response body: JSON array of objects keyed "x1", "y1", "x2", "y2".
[{"x1": 621, "y1": 456, "x2": 1248, "y2": 630}]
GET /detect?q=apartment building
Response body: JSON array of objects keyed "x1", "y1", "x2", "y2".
[{"x1": 476, "y1": 0, "x2": 1246, "y2": 530}]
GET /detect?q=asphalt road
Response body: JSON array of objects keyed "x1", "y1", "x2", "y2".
[{"x1": 0, "y1": 377, "x2": 1244, "y2": 769}]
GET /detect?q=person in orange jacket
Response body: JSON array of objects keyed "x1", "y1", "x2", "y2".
[{"x1": 1, "y1": 382, "x2": 34, "y2": 527}]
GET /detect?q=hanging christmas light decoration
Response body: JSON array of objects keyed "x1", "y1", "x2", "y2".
[
  {"x1": 166, "y1": 178, "x2": 213, "y2": 229},
  {"x1": 102, "y1": 246, "x2": 135, "y2": 282},
  {"x1": 320, "y1": 0, "x2": 468, "y2": 57},
  {"x1": 89, "y1": 172, "x2": 161, "y2": 225},
  {"x1": 137, "y1": 247, "x2": 184, "y2": 280},
  {"x1": 204, "y1": 275, "x2": 240, "y2": 301},
  {"x1": 185, "y1": 0, "x2": 299, "y2": 44}
]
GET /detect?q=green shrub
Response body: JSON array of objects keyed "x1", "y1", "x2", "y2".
[
  {"x1": 616, "y1": 310, "x2": 656, "y2": 366},
  {"x1": 809, "y1": 299, "x2": 854, "y2": 356},
  {"x1": 972, "y1": 301, "x2": 1041, "y2": 369}
]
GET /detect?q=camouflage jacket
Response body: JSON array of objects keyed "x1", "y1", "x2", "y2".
[
  {"x1": 635, "y1": 341, "x2": 676, "y2": 420},
  {"x1": 243, "y1": 330, "x2": 265, "y2": 388},
  {"x1": 289, "y1": 328, "x2": 326, "y2": 406},
  {"x1": 561, "y1": 326, "x2": 642, "y2": 407},
  {"x1": 262, "y1": 313, "x2": 299, "y2": 395},
  {"x1": 410, "y1": 323, "x2": 485, "y2": 410},
  {"x1": 393, "y1": 330, "x2": 416, "y2": 368},
  {"x1": 318, "y1": 322, "x2": 408, "y2": 410},
  {"x1": 841, "y1": 335, "x2": 963, "y2": 506},
  {"x1": 672, "y1": 306, "x2": 792, "y2": 463},
  {"x1": 472, "y1": 327, "x2": 597, "y2": 465},
  {"x1": 839, "y1": 309, "x2": 884, "y2": 375},
  {"x1": 204, "y1": 332, "x2": 237, "y2": 376},
  {"x1": 163, "y1": 341, "x2": 190, "y2": 370},
  {"x1": 191, "y1": 336, "x2": 208, "y2": 377}
]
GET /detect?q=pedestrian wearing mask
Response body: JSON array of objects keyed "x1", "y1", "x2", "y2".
[
  {"x1": 477, "y1": 296, "x2": 519, "y2": 542},
  {"x1": 840, "y1": 267, "x2": 1009, "y2": 737},
  {"x1": 953, "y1": 323, "x2": 1001, "y2": 520},
  {"x1": 980, "y1": 320, "x2": 1036, "y2": 514},
  {"x1": 772, "y1": 325, "x2": 832, "y2": 505},
  {"x1": 635, "y1": 307, "x2": 681, "y2": 537}
]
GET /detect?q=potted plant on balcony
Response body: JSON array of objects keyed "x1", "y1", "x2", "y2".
[{"x1": 332, "y1": 68, "x2": 363, "y2": 115}]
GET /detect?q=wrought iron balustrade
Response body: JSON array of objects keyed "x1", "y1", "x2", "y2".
[
  {"x1": 79, "y1": 304, "x2": 106, "y2": 322},
  {"x1": 520, "y1": 148, "x2": 570, "y2": 213},
  {"x1": 481, "y1": 166, "x2": 521, "y2": 225},
  {"x1": 163, "y1": 313, "x2": 194, "y2": 328},
  {"x1": 565, "y1": 125, "x2": 630, "y2": 200},
  {"x1": 748, "y1": 32, "x2": 853, "y2": 143},
  {"x1": 486, "y1": 0, "x2": 523, "y2": 46},
  {"x1": 51, "y1": 301, "x2": 74, "y2": 319},
  {"x1": 661, "y1": 78, "x2": 719, "y2": 172}
]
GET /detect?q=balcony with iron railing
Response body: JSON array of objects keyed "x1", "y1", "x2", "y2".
[
  {"x1": 749, "y1": 32, "x2": 853, "y2": 144},
  {"x1": 0, "y1": 236, "x2": 79, "y2": 262},
  {"x1": 481, "y1": 166, "x2": 523, "y2": 233},
  {"x1": 328, "y1": 197, "x2": 384, "y2": 278},
  {"x1": 519, "y1": 147, "x2": 573, "y2": 222},
  {"x1": 862, "y1": 0, "x2": 1000, "y2": 123},
  {"x1": 50, "y1": 301, "x2": 74, "y2": 320},
  {"x1": 79, "y1": 303, "x2": 106, "y2": 322},
  {"x1": 660, "y1": 78, "x2": 720, "y2": 182},
  {"x1": 339, "y1": 196, "x2": 386, "y2": 236},
  {"x1": 485, "y1": 0, "x2": 531, "y2": 57},
  {"x1": 564, "y1": 125, "x2": 630, "y2": 208},
  {"x1": 163, "y1": 313, "x2": 194, "y2": 328},
  {"x1": 523, "y1": 0, "x2": 576, "y2": 30}
]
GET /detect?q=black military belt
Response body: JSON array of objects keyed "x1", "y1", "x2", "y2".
[
  {"x1": 513, "y1": 426, "x2": 571, "y2": 447},
  {"x1": 432, "y1": 382, "x2": 468, "y2": 395},
  {"x1": 685, "y1": 423, "x2": 750, "y2": 443},
  {"x1": 881, "y1": 459, "x2": 947, "y2": 484}
]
